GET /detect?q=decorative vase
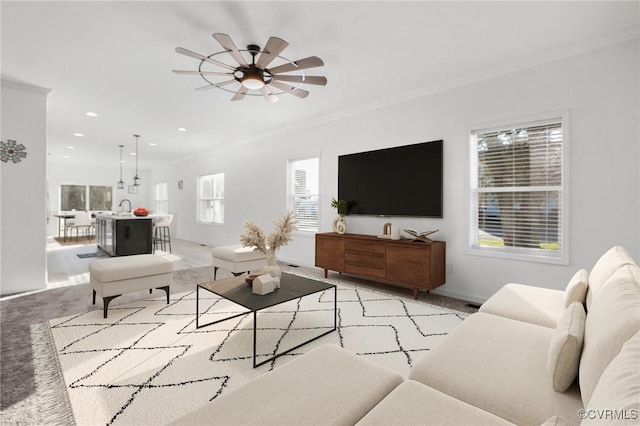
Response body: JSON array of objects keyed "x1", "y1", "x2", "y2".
[
  {"x1": 262, "y1": 252, "x2": 282, "y2": 279},
  {"x1": 332, "y1": 214, "x2": 347, "y2": 234}
]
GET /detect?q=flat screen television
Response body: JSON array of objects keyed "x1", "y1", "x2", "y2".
[{"x1": 338, "y1": 140, "x2": 443, "y2": 217}]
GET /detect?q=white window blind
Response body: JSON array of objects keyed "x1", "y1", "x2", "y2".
[
  {"x1": 470, "y1": 117, "x2": 565, "y2": 262},
  {"x1": 155, "y1": 182, "x2": 168, "y2": 215},
  {"x1": 198, "y1": 173, "x2": 224, "y2": 224},
  {"x1": 287, "y1": 157, "x2": 319, "y2": 231}
]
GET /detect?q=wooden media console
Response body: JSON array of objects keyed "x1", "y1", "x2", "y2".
[{"x1": 315, "y1": 232, "x2": 446, "y2": 298}]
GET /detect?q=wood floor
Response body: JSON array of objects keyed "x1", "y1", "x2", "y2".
[{"x1": 46, "y1": 235, "x2": 213, "y2": 290}]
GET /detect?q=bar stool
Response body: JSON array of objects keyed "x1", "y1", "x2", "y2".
[{"x1": 152, "y1": 215, "x2": 173, "y2": 253}]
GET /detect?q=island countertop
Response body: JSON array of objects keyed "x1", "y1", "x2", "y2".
[{"x1": 95, "y1": 213, "x2": 156, "y2": 220}]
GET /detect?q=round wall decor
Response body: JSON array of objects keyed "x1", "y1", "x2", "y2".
[{"x1": 0, "y1": 140, "x2": 27, "y2": 163}]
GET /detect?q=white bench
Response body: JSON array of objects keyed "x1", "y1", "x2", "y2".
[
  {"x1": 89, "y1": 254, "x2": 173, "y2": 318},
  {"x1": 211, "y1": 245, "x2": 267, "y2": 280}
]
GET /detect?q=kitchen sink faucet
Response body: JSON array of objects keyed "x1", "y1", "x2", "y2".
[{"x1": 119, "y1": 199, "x2": 132, "y2": 213}]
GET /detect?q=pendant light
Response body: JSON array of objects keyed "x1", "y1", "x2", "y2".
[
  {"x1": 117, "y1": 144, "x2": 124, "y2": 189},
  {"x1": 133, "y1": 134, "x2": 140, "y2": 186}
]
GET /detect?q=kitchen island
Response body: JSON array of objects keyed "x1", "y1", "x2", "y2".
[{"x1": 95, "y1": 213, "x2": 152, "y2": 256}]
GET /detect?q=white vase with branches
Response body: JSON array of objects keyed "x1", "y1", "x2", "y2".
[{"x1": 239, "y1": 211, "x2": 296, "y2": 279}]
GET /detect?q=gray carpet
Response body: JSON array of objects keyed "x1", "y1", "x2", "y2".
[{"x1": 1, "y1": 263, "x2": 477, "y2": 418}]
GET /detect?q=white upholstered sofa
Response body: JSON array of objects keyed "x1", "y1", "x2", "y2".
[{"x1": 172, "y1": 246, "x2": 640, "y2": 426}]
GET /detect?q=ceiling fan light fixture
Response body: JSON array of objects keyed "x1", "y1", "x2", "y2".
[{"x1": 241, "y1": 76, "x2": 265, "y2": 90}]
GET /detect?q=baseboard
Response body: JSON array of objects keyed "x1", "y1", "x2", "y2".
[{"x1": 430, "y1": 287, "x2": 487, "y2": 305}]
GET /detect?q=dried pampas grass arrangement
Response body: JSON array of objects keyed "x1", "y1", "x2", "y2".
[{"x1": 240, "y1": 211, "x2": 296, "y2": 256}]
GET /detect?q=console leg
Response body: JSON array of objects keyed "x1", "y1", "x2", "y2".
[
  {"x1": 413, "y1": 288, "x2": 419, "y2": 299},
  {"x1": 324, "y1": 269, "x2": 328, "y2": 278}
]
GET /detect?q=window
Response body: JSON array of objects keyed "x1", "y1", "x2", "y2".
[
  {"x1": 155, "y1": 182, "x2": 169, "y2": 215},
  {"x1": 89, "y1": 186, "x2": 112, "y2": 211},
  {"x1": 61, "y1": 185, "x2": 112, "y2": 211},
  {"x1": 61, "y1": 185, "x2": 86, "y2": 211},
  {"x1": 469, "y1": 116, "x2": 567, "y2": 263},
  {"x1": 198, "y1": 173, "x2": 224, "y2": 224},
  {"x1": 287, "y1": 156, "x2": 319, "y2": 231}
]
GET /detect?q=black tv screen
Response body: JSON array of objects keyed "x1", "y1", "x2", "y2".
[{"x1": 338, "y1": 140, "x2": 443, "y2": 217}]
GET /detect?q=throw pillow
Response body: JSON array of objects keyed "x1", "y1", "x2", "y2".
[
  {"x1": 582, "y1": 331, "x2": 640, "y2": 425},
  {"x1": 548, "y1": 301, "x2": 586, "y2": 392},
  {"x1": 564, "y1": 269, "x2": 589, "y2": 307}
]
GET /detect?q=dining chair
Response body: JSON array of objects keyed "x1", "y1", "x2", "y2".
[{"x1": 70, "y1": 211, "x2": 93, "y2": 242}]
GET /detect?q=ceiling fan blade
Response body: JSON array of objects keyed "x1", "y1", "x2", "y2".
[
  {"x1": 231, "y1": 86, "x2": 249, "y2": 101},
  {"x1": 268, "y1": 56, "x2": 325, "y2": 74},
  {"x1": 273, "y1": 75, "x2": 327, "y2": 86},
  {"x1": 175, "y1": 47, "x2": 236, "y2": 71},
  {"x1": 260, "y1": 86, "x2": 279, "y2": 104},
  {"x1": 255, "y1": 36, "x2": 289, "y2": 69},
  {"x1": 195, "y1": 79, "x2": 237, "y2": 90},
  {"x1": 212, "y1": 33, "x2": 249, "y2": 67},
  {"x1": 172, "y1": 70, "x2": 232, "y2": 76},
  {"x1": 269, "y1": 80, "x2": 309, "y2": 99}
]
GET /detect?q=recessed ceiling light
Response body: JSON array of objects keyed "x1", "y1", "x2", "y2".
[
  {"x1": 73, "y1": 133, "x2": 84, "y2": 137},
  {"x1": 177, "y1": 127, "x2": 186, "y2": 132},
  {"x1": 130, "y1": 152, "x2": 136, "y2": 156},
  {"x1": 148, "y1": 142, "x2": 156, "y2": 146},
  {"x1": 64, "y1": 155, "x2": 70, "y2": 159},
  {"x1": 66, "y1": 145, "x2": 75, "y2": 149},
  {"x1": 85, "y1": 112, "x2": 98, "y2": 117}
]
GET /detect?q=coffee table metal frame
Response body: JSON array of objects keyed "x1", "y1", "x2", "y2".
[{"x1": 196, "y1": 274, "x2": 337, "y2": 368}]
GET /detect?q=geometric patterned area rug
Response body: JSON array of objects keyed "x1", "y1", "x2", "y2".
[{"x1": 35, "y1": 275, "x2": 466, "y2": 425}]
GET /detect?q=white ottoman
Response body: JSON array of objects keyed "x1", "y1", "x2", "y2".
[
  {"x1": 89, "y1": 254, "x2": 173, "y2": 318},
  {"x1": 211, "y1": 245, "x2": 267, "y2": 280}
]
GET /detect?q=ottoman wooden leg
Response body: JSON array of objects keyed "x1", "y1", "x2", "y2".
[
  {"x1": 92, "y1": 289, "x2": 96, "y2": 305},
  {"x1": 157, "y1": 286, "x2": 170, "y2": 304},
  {"x1": 103, "y1": 295, "x2": 121, "y2": 318}
]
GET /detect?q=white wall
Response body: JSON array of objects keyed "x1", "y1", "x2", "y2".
[
  {"x1": 159, "y1": 39, "x2": 637, "y2": 302},
  {"x1": 46, "y1": 162, "x2": 151, "y2": 236},
  {"x1": 1, "y1": 80, "x2": 50, "y2": 295}
]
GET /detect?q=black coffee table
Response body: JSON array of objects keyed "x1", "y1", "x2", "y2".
[{"x1": 196, "y1": 272, "x2": 337, "y2": 367}]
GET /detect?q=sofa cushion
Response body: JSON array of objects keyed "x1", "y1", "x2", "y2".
[
  {"x1": 586, "y1": 246, "x2": 636, "y2": 309},
  {"x1": 169, "y1": 344, "x2": 403, "y2": 426},
  {"x1": 564, "y1": 269, "x2": 588, "y2": 307},
  {"x1": 580, "y1": 264, "x2": 640, "y2": 406},
  {"x1": 541, "y1": 416, "x2": 575, "y2": 426},
  {"x1": 356, "y1": 380, "x2": 514, "y2": 426},
  {"x1": 582, "y1": 331, "x2": 640, "y2": 425},
  {"x1": 479, "y1": 283, "x2": 565, "y2": 328},
  {"x1": 547, "y1": 302, "x2": 585, "y2": 392},
  {"x1": 409, "y1": 313, "x2": 583, "y2": 425}
]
